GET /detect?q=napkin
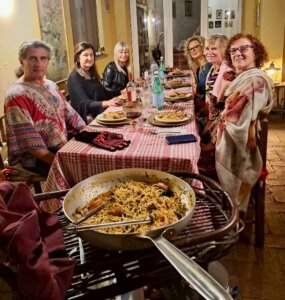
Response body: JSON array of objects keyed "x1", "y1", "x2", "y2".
[
  {"x1": 0, "y1": 182, "x2": 75, "y2": 300},
  {"x1": 75, "y1": 130, "x2": 131, "y2": 151}
]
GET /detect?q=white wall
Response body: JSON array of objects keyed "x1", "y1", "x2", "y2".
[
  {"x1": 0, "y1": 0, "x2": 40, "y2": 115},
  {"x1": 207, "y1": 0, "x2": 240, "y2": 37}
]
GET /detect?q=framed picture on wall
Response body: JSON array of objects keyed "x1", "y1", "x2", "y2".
[
  {"x1": 185, "y1": 0, "x2": 192, "y2": 17},
  {"x1": 209, "y1": 21, "x2": 214, "y2": 29},
  {"x1": 215, "y1": 21, "x2": 222, "y2": 28},
  {"x1": 230, "y1": 10, "x2": 236, "y2": 19},
  {"x1": 225, "y1": 20, "x2": 229, "y2": 27},
  {"x1": 216, "y1": 9, "x2": 222, "y2": 19},
  {"x1": 228, "y1": 20, "x2": 233, "y2": 27},
  {"x1": 208, "y1": 7, "x2": 212, "y2": 19},
  {"x1": 225, "y1": 10, "x2": 230, "y2": 19}
]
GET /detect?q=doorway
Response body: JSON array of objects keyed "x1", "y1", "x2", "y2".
[{"x1": 130, "y1": 0, "x2": 242, "y2": 78}]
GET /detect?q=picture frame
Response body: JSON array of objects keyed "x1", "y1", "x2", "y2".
[
  {"x1": 225, "y1": 10, "x2": 230, "y2": 19},
  {"x1": 215, "y1": 20, "x2": 222, "y2": 28},
  {"x1": 230, "y1": 10, "x2": 236, "y2": 19},
  {"x1": 104, "y1": 0, "x2": 110, "y2": 12},
  {"x1": 228, "y1": 20, "x2": 233, "y2": 27},
  {"x1": 185, "y1": 0, "x2": 192, "y2": 17},
  {"x1": 209, "y1": 21, "x2": 214, "y2": 29},
  {"x1": 216, "y1": 9, "x2": 222, "y2": 19},
  {"x1": 208, "y1": 7, "x2": 212, "y2": 19},
  {"x1": 225, "y1": 20, "x2": 229, "y2": 27}
]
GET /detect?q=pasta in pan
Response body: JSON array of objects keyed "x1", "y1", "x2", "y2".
[{"x1": 73, "y1": 180, "x2": 187, "y2": 233}]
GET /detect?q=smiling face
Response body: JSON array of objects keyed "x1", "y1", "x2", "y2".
[
  {"x1": 117, "y1": 48, "x2": 129, "y2": 66},
  {"x1": 204, "y1": 40, "x2": 224, "y2": 67},
  {"x1": 229, "y1": 38, "x2": 256, "y2": 74},
  {"x1": 188, "y1": 40, "x2": 203, "y2": 60},
  {"x1": 78, "y1": 48, "x2": 95, "y2": 71},
  {"x1": 20, "y1": 47, "x2": 50, "y2": 82}
]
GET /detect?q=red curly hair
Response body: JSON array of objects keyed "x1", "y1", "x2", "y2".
[{"x1": 224, "y1": 33, "x2": 269, "y2": 69}]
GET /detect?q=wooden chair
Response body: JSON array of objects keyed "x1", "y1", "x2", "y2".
[
  {"x1": 249, "y1": 115, "x2": 268, "y2": 248},
  {"x1": 0, "y1": 115, "x2": 46, "y2": 193},
  {"x1": 240, "y1": 113, "x2": 268, "y2": 248}
]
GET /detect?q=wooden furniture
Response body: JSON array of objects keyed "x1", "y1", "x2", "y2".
[
  {"x1": 272, "y1": 82, "x2": 285, "y2": 118},
  {"x1": 0, "y1": 115, "x2": 46, "y2": 193},
  {"x1": 250, "y1": 116, "x2": 269, "y2": 248}
]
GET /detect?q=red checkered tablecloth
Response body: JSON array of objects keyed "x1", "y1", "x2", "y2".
[{"x1": 43, "y1": 102, "x2": 200, "y2": 211}]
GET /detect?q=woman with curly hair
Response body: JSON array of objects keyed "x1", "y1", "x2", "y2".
[{"x1": 215, "y1": 33, "x2": 274, "y2": 212}]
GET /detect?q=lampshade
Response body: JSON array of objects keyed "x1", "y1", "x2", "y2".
[{"x1": 264, "y1": 62, "x2": 280, "y2": 73}]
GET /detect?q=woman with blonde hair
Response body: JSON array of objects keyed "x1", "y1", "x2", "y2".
[
  {"x1": 184, "y1": 36, "x2": 212, "y2": 128},
  {"x1": 103, "y1": 41, "x2": 130, "y2": 97}
]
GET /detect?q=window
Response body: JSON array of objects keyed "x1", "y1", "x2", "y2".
[{"x1": 69, "y1": 0, "x2": 100, "y2": 51}]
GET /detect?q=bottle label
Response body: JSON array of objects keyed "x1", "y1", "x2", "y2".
[{"x1": 127, "y1": 90, "x2": 136, "y2": 102}]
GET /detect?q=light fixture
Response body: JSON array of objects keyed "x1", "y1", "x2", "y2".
[{"x1": 264, "y1": 62, "x2": 280, "y2": 83}]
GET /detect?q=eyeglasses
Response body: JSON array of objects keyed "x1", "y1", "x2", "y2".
[
  {"x1": 188, "y1": 45, "x2": 201, "y2": 52},
  {"x1": 229, "y1": 45, "x2": 254, "y2": 55}
]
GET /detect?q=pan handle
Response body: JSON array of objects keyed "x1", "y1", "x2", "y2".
[{"x1": 144, "y1": 230, "x2": 232, "y2": 300}]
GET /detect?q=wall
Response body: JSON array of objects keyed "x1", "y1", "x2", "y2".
[
  {"x1": 0, "y1": 0, "x2": 40, "y2": 115},
  {"x1": 172, "y1": 0, "x2": 201, "y2": 48},
  {"x1": 242, "y1": 0, "x2": 285, "y2": 83},
  {"x1": 259, "y1": 0, "x2": 285, "y2": 83},
  {"x1": 207, "y1": 0, "x2": 239, "y2": 37}
]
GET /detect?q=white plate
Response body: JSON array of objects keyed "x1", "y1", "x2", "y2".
[
  {"x1": 154, "y1": 114, "x2": 190, "y2": 123},
  {"x1": 97, "y1": 112, "x2": 127, "y2": 122}
]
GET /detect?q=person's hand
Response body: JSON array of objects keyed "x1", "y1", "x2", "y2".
[
  {"x1": 102, "y1": 97, "x2": 123, "y2": 108},
  {"x1": 223, "y1": 70, "x2": 236, "y2": 81}
]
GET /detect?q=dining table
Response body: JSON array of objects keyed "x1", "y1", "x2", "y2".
[{"x1": 43, "y1": 90, "x2": 200, "y2": 212}]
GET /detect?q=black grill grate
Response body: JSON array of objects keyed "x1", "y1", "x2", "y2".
[{"x1": 60, "y1": 173, "x2": 240, "y2": 300}]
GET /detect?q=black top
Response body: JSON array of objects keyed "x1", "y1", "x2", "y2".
[
  {"x1": 102, "y1": 62, "x2": 129, "y2": 97},
  {"x1": 67, "y1": 70, "x2": 113, "y2": 123}
]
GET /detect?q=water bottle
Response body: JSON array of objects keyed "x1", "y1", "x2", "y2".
[
  {"x1": 159, "y1": 56, "x2": 166, "y2": 81},
  {"x1": 150, "y1": 59, "x2": 158, "y2": 85},
  {"x1": 152, "y1": 71, "x2": 164, "y2": 110}
]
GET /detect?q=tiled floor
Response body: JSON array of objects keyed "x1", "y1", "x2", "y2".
[{"x1": 220, "y1": 113, "x2": 285, "y2": 300}]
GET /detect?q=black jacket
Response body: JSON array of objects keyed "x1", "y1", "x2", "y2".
[
  {"x1": 67, "y1": 70, "x2": 113, "y2": 123},
  {"x1": 102, "y1": 62, "x2": 128, "y2": 97}
]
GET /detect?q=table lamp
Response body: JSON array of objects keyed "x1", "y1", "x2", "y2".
[{"x1": 264, "y1": 62, "x2": 280, "y2": 83}]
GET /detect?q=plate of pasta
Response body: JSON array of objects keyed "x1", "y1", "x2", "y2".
[
  {"x1": 97, "y1": 111, "x2": 127, "y2": 122},
  {"x1": 154, "y1": 110, "x2": 190, "y2": 123},
  {"x1": 164, "y1": 91, "x2": 192, "y2": 102}
]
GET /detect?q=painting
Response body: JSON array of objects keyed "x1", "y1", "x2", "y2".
[
  {"x1": 36, "y1": 0, "x2": 68, "y2": 81},
  {"x1": 216, "y1": 9, "x2": 222, "y2": 20},
  {"x1": 215, "y1": 21, "x2": 222, "y2": 28},
  {"x1": 230, "y1": 10, "x2": 236, "y2": 19},
  {"x1": 209, "y1": 21, "x2": 214, "y2": 29},
  {"x1": 185, "y1": 0, "x2": 192, "y2": 17},
  {"x1": 208, "y1": 7, "x2": 212, "y2": 19}
]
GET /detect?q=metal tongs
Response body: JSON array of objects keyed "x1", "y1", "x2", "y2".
[{"x1": 66, "y1": 217, "x2": 153, "y2": 234}]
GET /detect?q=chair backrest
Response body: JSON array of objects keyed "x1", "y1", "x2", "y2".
[
  {"x1": 0, "y1": 115, "x2": 6, "y2": 144},
  {"x1": 0, "y1": 116, "x2": 7, "y2": 170}
]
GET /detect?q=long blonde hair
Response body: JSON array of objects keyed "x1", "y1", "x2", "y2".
[
  {"x1": 113, "y1": 41, "x2": 130, "y2": 74},
  {"x1": 184, "y1": 36, "x2": 206, "y2": 72}
]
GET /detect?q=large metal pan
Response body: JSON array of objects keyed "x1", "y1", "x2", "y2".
[{"x1": 63, "y1": 168, "x2": 232, "y2": 300}]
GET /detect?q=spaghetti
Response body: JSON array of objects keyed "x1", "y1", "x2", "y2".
[{"x1": 73, "y1": 180, "x2": 187, "y2": 233}]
